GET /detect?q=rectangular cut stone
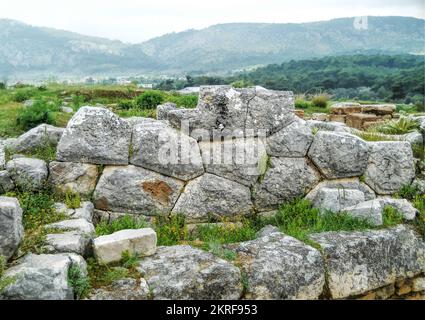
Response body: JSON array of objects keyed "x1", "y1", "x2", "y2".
[
  {"x1": 346, "y1": 113, "x2": 378, "y2": 130},
  {"x1": 309, "y1": 225, "x2": 425, "y2": 299},
  {"x1": 361, "y1": 104, "x2": 396, "y2": 115},
  {"x1": 93, "y1": 228, "x2": 157, "y2": 264}
]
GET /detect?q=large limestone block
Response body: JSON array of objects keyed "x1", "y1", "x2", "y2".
[
  {"x1": 342, "y1": 199, "x2": 383, "y2": 226},
  {"x1": 378, "y1": 197, "x2": 418, "y2": 221},
  {"x1": 266, "y1": 118, "x2": 314, "y2": 157},
  {"x1": 138, "y1": 245, "x2": 243, "y2": 300},
  {"x1": 94, "y1": 165, "x2": 184, "y2": 215},
  {"x1": 364, "y1": 141, "x2": 415, "y2": 195},
  {"x1": 199, "y1": 137, "x2": 267, "y2": 186},
  {"x1": 45, "y1": 231, "x2": 91, "y2": 256},
  {"x1": 311, "y1": 187, "x2": 365, "y2": 214},
  {"x1": 309, "y1": 225, "x2": 425, "y2": 299},
  {"x1": 172, "y1": 173, "x2": 253, "y2": 222},
  {"x1": 0, "y1": 196, "x2": 23, "y2": 260},
  {"x1": 168, "y1": 86, "x2": 295, "y2": 137},
  {"x1": 254, "y1": 157, "x2": 321, "y2": 212},
  {"x1": 93, "y1": 228, "x2": 157, "y2": 264},
  {"x1": 45, "y1": 218, "x2": 95, "y2": 236},
  {"x1": 308, "y1": 131, "x2": 369, "y2": 179},
  {"x1": 56, "y1": 106, "x2": 131, "y2": 165},
  {"x1": 87, "y1": 278, "x2": 150, "y2": 300},
  {"x1": 0, "y1": 170, "x2": 15, "y2": 194},
  {"x1": 6, "y1": 158, "x2": 48, "y2": 191},
  {"x1": 8, "y1": 124, "x2": 64, "y2": 153},
  {"x1": 1, "y1": 253, "x2": 87, "y2": 300},
  {"x1": 233, "y1": 228, "x2": 325, "y2": 299},
  {"x1": 49, "y1": 161, "x2": 99, "y2": 196},
  {"x1": 130, "y1": 122, "x2": 204, "y2": 181}
]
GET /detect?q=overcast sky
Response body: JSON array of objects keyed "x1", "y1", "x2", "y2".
[{"x1": 0, "y1": 0, "x2": 424, "y2": 43}]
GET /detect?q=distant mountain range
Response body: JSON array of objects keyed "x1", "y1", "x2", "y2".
[{"x1": 0, "y1": 16, "x2": 424, "y2": 80}]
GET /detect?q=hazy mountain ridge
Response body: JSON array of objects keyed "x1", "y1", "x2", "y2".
[{"x1": 0, "y1": 16, "x2": 424, "y2": 80}]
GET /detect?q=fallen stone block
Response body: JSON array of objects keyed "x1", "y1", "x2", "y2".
[
  {"x1": 93, "y1": 228, "x2": 157, "y2": 264},
  {"x1": 0, "y1": 196, "x2": 23, "y2": 260}
]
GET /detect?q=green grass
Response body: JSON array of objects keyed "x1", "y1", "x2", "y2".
[
  {"x1": 64, "y1": 189, "x2": 81, "y2": 209},
  {"x1": 0, "y1": 102, "x2": 24, "y2": 138},
  {"x1": 0, "y1": 255, "x2": 16, "y2": 294},
  {"x1": 68, "y1": 265, "x2": 91, "y2": 300},
  {"x1": 263, "y1": 199, "x2": 375, "y2": 243},
  {"x1": 95, "y1": 215, "x2": 148, "y2": 236},
  {"x1": 395, "y1": 184, "x2": 425, "y2": 239},
  {"x1": 369, "y1": 116, "x2": 420, "y2": 135}
]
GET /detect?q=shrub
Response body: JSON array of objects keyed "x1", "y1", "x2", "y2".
[
  {"x1": 0, "y1": 82, "x2": 5, "y2": 90},
  {"x1": 167, "y1": 94, "x2": 198, "y2": 108},
  {"x1": 295, "y1": 98, "x2": 312, "y2": 109},
  {"x1": 134, "y1": 90, "x2": 165, "y2": 109},
  {"x1": 311, "y1": 95, "x2": 329, "y2": 108},
  {"x1": 370, "y1": 116, "x2": 419, "y2": 135},
  {"x1": 95, "y1": 215, "x2": 148, "y2": 236},
  {"x1": 16, "y1": 100, "x2": 56, "y2": 130},
  {"x1": 13, "y1": 90, "x2": 33, "y2": 102},
  {"x1": 0, "y1": 255, "x2": 15, "y2": 294},
  {"x1": 117, "y1": 99, "x2": 134, "y2": 110}
]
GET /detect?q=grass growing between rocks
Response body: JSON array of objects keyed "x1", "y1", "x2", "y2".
[
  {"x1": 95, "y1": 215, "x2": 149, "y2": 236},
  {"x1": 68, "y1": 264, "x2": 91, "y2": 300},
  {"x1": 0, "y1": 255, "x2": 15, "y2": 294},
  {"x1": 6, "y1": 188, "x2": 67, "y2": 257},
  {"x1": 396, "y1": 184, "x2": 425, "y2": 239}
]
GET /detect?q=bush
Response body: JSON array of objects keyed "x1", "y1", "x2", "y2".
[
  {"x1": 134, "y1": 90, "x2": 165, "y2": 109},
  {"x1": 311, "y1": 95, "x2": 329, "y2": 108},
  {"x1": 117, "y1": 99, "x2": 134, "y2": 110},
  {"x1": 167, "y1": 94, "x2": 198, "y2": 108},
  {"x1": 295, "y1": 98, "x2": 312, "y2": 109},
  {"x1": 16, "y1": 100, "x2": 56, "y2": 130},
  {"x1": 68, "y1": 265, "x2": 91, "y2": 299},
  {"x1": 0, "y1": 82, "x2": 5, "y2": 90},
  {"x1": 13, "y1": 89, "x2": 33, "y2": 102}
]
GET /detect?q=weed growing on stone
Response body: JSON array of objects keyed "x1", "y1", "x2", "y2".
[
  {"x1": 264, "y1": 199, "x2": 374, "y2": 242},
  {"x1": 207, "y1": 240, "x2": 237, "y2": 261},
  {"x1": 382, "y1": 206, "x2": 404, "y2": 226},
  {"x1": 153, "y1": 214, "x2": 189, "y2": 246},
  {"x1": 65, "y1": 189, "x2": 81, "y2": 209},
  {"x1": 396, "y1": 184, "x2": 425, "y2": 239},
  {"x1": 68, "y1": 265, "x2": 91, "y2": 300},
  {"x1": 95, "y1": 215, "x2": 148, "y2": 236}
]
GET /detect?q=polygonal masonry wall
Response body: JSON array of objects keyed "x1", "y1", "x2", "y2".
[{"x1": 51, "y1": 86, "x2": 416, "y2": 222}]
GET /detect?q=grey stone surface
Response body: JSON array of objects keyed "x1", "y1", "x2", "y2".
[
  {"x1": 172, "y1": 173, "x2": 253, "y2": 223},
  {"x1": 311, "y1": 187, "x2": 365, "y2": 213},
  {"x1": 342, "y1": 199, "x2": 383, "y2": 226},
  {"x1": 308, "y1": 131, "x2": 369, "y2": 179},
  {"x1": 56, "y1": 106, "x2": 131, "y2": 165},
  {"x1": 138, "y1": 245, "x2": 243, "y2": 300},
  {"x1": 267, "y1": 119, "x2": 313, "y2": 157},
  {"x1": 0, "y1": 196, "x2": 23, "y2": 260},
  {"x1": 309, "y1": 225, "x2": 425, "y2": 299},
  {"x1": 6, "y1": 158, "x2": 48, "y2": 191},
  {"x1": 49, "y1": 161, "x2": 99, "y2": 196},
  {"x1": 199, "y1": 137, "x2": 268, "y2": 187},
  {"x1": 45, "y1": 218, "x2": 95, "y2": 236},
  {"x1": 1, "y1": 253, "x2": 87, "y2": 300},
  {"x1": 94, "y1": 165, "x2": 184, "y2": 215},
  {"x1": 168, "y1": 86, "x2": 295, "y2": 137},
  {"x1": 8, "y1": 124, "x2": 64, "y2": 154},
  {"x1": 378, "y1": 197, "x2": 418, "y2": 220},
  {"x1": 45, "y1": 231, "x2": 91, "y2": 255},
  {"x1": 87, "y1": 278, "x2": 150, "y2": 300},
  {"x1": 412, "y1": 179, "x2": 425, "y2": 194},
  {"x1": 130, "y1": 122, "x2": 204, "y2": 181},
  {"x1": 0, "y1": 170, "x2": 15, "y2": 194},
  {"x1": 254, "y1": 157, "x2": 321, "y2": 212},
  {"x1": 403, "y1": 131, "x2": 423, "y2": 147},
  {"x1": 305, "y1": 178, "x2": 376, "y2": 203},
  {"x1": 157, "y1": 102, "x2": 177, "y2": 121},
  {"x1": 93, "y1": 228, "x2": 157, "y2": 264},
  {"x1": 0, "y1": 142, "x2": 5, "y2": 170},
  {"x1": 234, "y1": 229, "x2": 325, "y2": 299},
  {"x1": 364, "y1": 141, "x2": 415, "y2": 195}
]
